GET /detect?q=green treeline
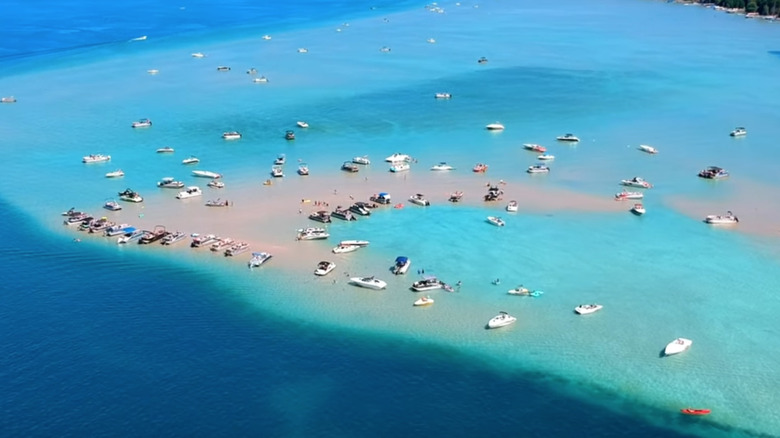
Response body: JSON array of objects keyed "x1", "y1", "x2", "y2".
[{"x1": 697, "y1": 0, "x2": 780, "y2": 15}]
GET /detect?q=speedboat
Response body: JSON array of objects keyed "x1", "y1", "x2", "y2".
[
  {"x1": 191, "y1": 234, "x2": 218, "y2": 248},
  {"x1": 680, "y1": 409, "x2": 711, "y2": 416},
  {"x1": 664, "y1": 338, "x2": 693, "y2": 356},
  {"x1": 148, "y1": 69, "x2": 159, "y2": 74},
  {"x1": 105, "y1": 169, "x2": 124, "y2": 178},
  {"x1": 333, "y1": 244, "x2": 360, "y2": 254},
  {"x1": 161, "y1": 231, "x2": 187, "y2": 245},
  {"x1": 729, "y1": 127, "x2": 747, "y2": 137},
  {"x1": 182, "y1": 156, "x2": 200, "y2": 165},
  {"x1": 478, "y1": 56, "x2": 488, "y2": 64},
  {"x1": 487, "y1": 311, "x2": 517, "y2": 329},
  {"x1": 191, "y1": 52, "x2": 206, "y2": 58},
  {"x1": 117, "y1": 227, "x2": 144, "y2": 244},
  {"x1": 216, "y1": 66, "x2": 231, "y2": 72},
  {"x1": 370, "y1": 193, "x2": 392, "y2": 205},
  {"x1": 262, "y1": 35, "x2": 272, "y2": 40},
  {"x1": 205, "y1": 199, "x2": 230, "y2": 207},
  {"x1": 131, "y1": 118, "x2": 152, "y2": 128},
  {"x1": 192, "y1": 170, "x2": 222, "y2": 179},
  {"x1": 157, "y1": 177, "x2": 184, "y2": 189},
  {"x1": 274, "y1": 154, "x2": 286, "y2": 165},
  {"x1": 614, "y1": 190, "x2": 644, "y2": 201},
  {"x1": 1, "y1": 96, "x2": 17, "y2": 103},
  {"x1": 705, "y1": 211, "x2": 738, "y2": 225},
  {"x1": 409, "y1": 194, "x2": 430, "y2": 206},
  {"x1": 631, "y1": 203, "x2": 646, "y2": 215},
  {"x1": 253, "y1": 76, "x2": 269, "y2": 83},
  {"x1": 537, "y1": 153, "x2": 555, "y2": 160},
  {"x1": 83, "y1": 154, "x2": 111, "y2": 163},
  {"x1": 308, "y1": 210, "x2": 332, "y2": 223},
  {"x1": 118, "y1": 188, "x2": 143, "y2": 203},
  {"x1": 64, "y1": 212, "x2": 91, "y2": 226},
  {"x1": 207, "y1": 179, "x2": 225, "y2": 188},
  {"x1": 176, "y1": 186, "x2": 202, "y2": 199},
  {"x1": 527, "y1": 163, "x2": 550, "y2": 174},
  {"x1": 314, "y1": 261, "x2": 336, "y2": 276},
  {"x1": 485, "y1": 122, "x2": 504, "y2": 131},
  {"x1": 340, "y1": 240, "x2": 369, "y2": 247},
  {"x1": 156, "y1": 146, "x2": 175, "y2": 153},
  {"x1": 297, "y1": 48, "x2": 309, "y2": 53},
  {"x1": 507, "y1": 286, "x2": 543, "y2": 297},
  {"x1": 248, "y1": 252, "x2": 273, "y2": 268},
  {"x1": 222, "y1": 131, "x2": 242, "y2": 140},
  {"x1": 104, "y1": 223, "x2": 132, "y2": 236},
  {"x1": 296, "y1": 121, "x2": 309, "y2": 128},
  {"x1": 285, "y1": 130, "x2": 295, "y2": 140},
  {"x1": 246, "y1": 68, "x2": 257, "y2": 75},
  {"x1": 556, "y1": 133, "x2": 579, "y2": 142},
  {"x1": 426, "y1": 38, "x2": 436, "y2": 44},
  {"x1": 393, "y1": 256, "x2": 411, "y2": 275},
  {"x1": 270, "y1": 166, "x2": 284, "y2": 178},
  {"x1": 348, "y1": 202, "x2": 372, "y2": 216},
  {"x1": 506, "y1": 200, "x2": 518, "y2": 212},
  {"x1": 698, "y1": 166, "x2": 729, "y2": 179},
  {"x1": 225, "y1": 242, "x2": 250, "y2": 257},
  {"x1": 331, "y1": 206, "x2": 357, "y2": 221},
  {"x1": 352, "y1": 156, "x2": 371, "y2": 165},
  {"x1": 413, "y1": 296, "x2": 434, "y2": 306},
  {"x1": 620, "y1": 177, "x2": 652, "y2": 188},
  {"x1": 297, "y1": 227, "x2": 330, "y2": 240},
  {"x1": 411, "y1": 277, "x2": 444, "y2": 292},
  {"x1": 341, "y1": 161, "x2": 359, "y2": 173},
  {"x1": 385, "y1": 153, "x2": 411, "y2": 162},
  {"x1": 430, "y1": 162, "x2": 454, "y2": 171},
  {"x1": 472, "y1": 163, "x2": 488, "y2": 173},
  {"x1": 297, "y1": 163, "x2": 309, "y2": 176},
  {"x1": 349, "y1": 276, "x2": 387, "y2": 290},
  {"x1": 103, "y1": 200, "x2": 122, "y2": 211},
  {"x1": 434, "y1": 92, "x2": 452, "y2": 99},
  {"x1": 389, "y1": 162, "x2": 410, "y2": 172},
  {"x1": 523, "y1": 143, "x2": 546, "y2": 153},
  {"x1": 139, "y1": 226, "x2": 169, "y2": 244},
  {"x1": 638, "y1": 144, "x2": 658, "y2": 154},
  {"x1": 486, "y1": 216, "x2": 505, "y2": 227},
  {"x1": 379, "y1": 46, "x2": 391, "y2": 53},
  {"x1": 448, "y1": 191, "x2": 464, "y2": 202},
  {"x1": 574, "y1": 304, "x2": 603, "y2": 315}
]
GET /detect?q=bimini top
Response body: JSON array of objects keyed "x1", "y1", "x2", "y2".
[
  {"x1": 395, "y1": 256, "x2": 408, "y2": 264},
  {"x1": 378, "y1": 192, "x2": 389, "y2": 197}
]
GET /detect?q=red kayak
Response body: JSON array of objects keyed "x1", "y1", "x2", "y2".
[{"x1": 681, "y1": 408, "x2": 711, "y2": 416}]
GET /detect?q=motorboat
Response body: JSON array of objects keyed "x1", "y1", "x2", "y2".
[
  {"x1": 427, "y1": 38, "x2": 436, "y2": 44},
  {"x1": 248, "y1": 252, "x2": 273, "y2": 268},
  {"x1": 62, "y1": 207, "x2": 87, "y2": 217},
  {"x1": 246, "y1": 68, "x2": 257, "y2": 75},
  {"x1": 472, "y1": 163, "x2": 488, "y2": 173},
  {"x1": 448, "y1": 191, "x2": 464, "y2": 203},
  {"x1": 297, "y1": 163, "x2": 309, "y2": 176},
  {"x1": 487, "y1": 311, "x2": 517, "y2": 329},
  {"x1": 385, "y1": 153, "x2": 411, "y2": 163},
  {"x1": 103, "y1": 200, "x2": 122, "y2": 211},
  {"x1": 182, "y1": 156, "x2": 200, "y2": 165},
  {"x1": 192, "y1": 170, "x2": 222, "y2": 179},
  {"x1": 205, "y1": 199, "x2": 230, "y2": 207},
  {"x1": 729, "y1": 127, "x2": 747, "y2": 137},
  {"x1": 411, "y1": 277, "x2": 444, "y2": 292},
  {"x1": 698, "y1": 166, "x2": 729, "y2": 179},
  {"x1": 157, "y1": 177, "x2": 184, "y2": 189},
  {"x1": 118, "y1": 188, "x2": 143, "y2": 203},
  {"x1": 296, "y1": 121, "x2": 309, "y2": 128},
  {"x1": 370, "y1": 192, "x2": 392, "y2": 205},
  {"x1": 631, "y1": 203, "x2": 646, "y2": 215},
  {"x1": 216, "y1": 66, "x2": 231, "y2": 71},
  {"x1": 680, "y1": 409, "x2": 711, "y2": 416},
  {"x1": 332, "y1": 243, "x2": 360, "y2": 254},
  {"x1": 139, "y1": 226, "x2": 169, "y2": 244},
  {"x1": 478, "y1": 56, "x2": 488, "y2": 64},
  {"x1": 413, "y1": 296, "x2": 434, "y2": 306},
  {"x1": 207, "y1": 179, "x2": 225, "y2": 189},
  {"x1": 331, "y1": 206, "x2": 357, "y2": 221},
  {"x1": 389, "y1": 162, "x2": 410, "y2": 172},
  {"x1": 393, "y1": 256, "x2": 411, "y2": 275},
  {"x1": 1, "y1": 96, "x2": 17, "y2": 103},
  {"x1": 484, "y1": 185, "x2": 503, "y2": 202},
  {"x1": 83, "y1": 154, "x2": 111, "y2": 163},
  {"x1": 252, "y1": 76, "x2": 269, "y2": 83},
  {"x1": 191, "y1": 52, "x2": 206, "y2": 58},
  {"x1": 379, "y1": 46, "x2": 391, "y2": 53},
  {"x1": 191, "y1": 234, "x2": 219, "y2": 248},
  {"x1": 262, "y1": 35, "x2": 272, "y2": 40},
  {"x1": 104, "y1": 223, "x2": 131, "y2": 237},
  {"x1": 349, "y1": 276, "x2": 387, "y2": 290},
  {"x1": 285, "y1": 130, "x2": 295, "y2": 140},
  {"x1": 308, "y1": 210, "x2": 332, "y2": 223},
  {"x1": 523, "y1": 143, "x2": 546, "y2": 153},
  {"x1": 506, "y1": 200, "x2": 518, "y2": 212},
  {"x1": 117, "y1": 228, "x2": 144, "y2": 244},
  {"x1": 314, "y1": 261, "x2": 336, "y2": 276},
  {"x1": 430, "y1": 162, "x2": 454, "y2": 171},
  {"x1": 176, "y1": 186, "x2": 202, "y2": 199},
  {"x1": 210, "y1": 237, "x2": 234, "y2": 252},
  {"x1": 222, "y1": 131, "x2": 242, "y2": 140},
  {"x1": 161, "y1": 231, "x2": 187, "y2": 245},
  {"x1": 274, "y1": 154, "x2": 286, "y2": 165},
  {"x1": 156, "y1": 146, "x2": 175, "y2": 153},
  {"x1": 638, "y1": 144, "x2": 658, "y2": 154},
  {"x1": 105, "y1": 169, "x2": 124, "y2": 178},
  {"x1": 131, "y1": 118, "x2": 152, "y2": 128},
  {"x1": 556, "y1": 133, "x2": 580, "y2": 142},
  {"x1": 64, "y1": 213, "x2": 92, "y2": 226},
  {"x1": 507, "y1": 286, "x2": 543, "y2": 297},
  {"x1": 527, "y1": 163, "x2": 550, "y2": 174},
  {"x1": 340, "y1": 240, "x2": 369, "y2": 247},
  {"x1": 297, "y1": 48, "x2": 309, "y2": 53},
  {"x1": 77, "y1": 216, "x2": 96, "y2": 231},
  {"x1": 620, "y1": 177, "x2": 652, "y2": 188},
  {"x1": 537, "y1": 154, "x2": 555, "y2": 160},
  {"x1": 352, "y1": 156, "x2": 371, "y2": 165},
  {"x1": 409, "y1": 194, "x2": 430, "y2": 206},
  {"x1": 297, "y1": 227, "x2": 330, "y2": 240},
  {"x1": 614, "y1": 190, "x2": 644, "y2": 201},
  {"x1": 664, "y1": 338, "x2": 693, "y2": 356},
  {"x1": 705, "y1": 211, "x2": 739, "y2": 225},
  {"x1": 574, "y1": 304, "x2": 603, "y2": 315},
  {"x1": 485, "y1": 122, "x2": 504, "y2": 130},
  {"x1": 348, "y1": 202, "x2": 372, "y2": 216},
  {"x1": 434, "y1": 92, "x2": 452, "y2": 99},
  {"x1": 88, "y1": 217, "x2": 114, "y2": 233},
  {"x1": 486, "y1": 216, "x2": 505, "y2": 227},
  {"x1": 270, "y1": 166, "x2": 284, "y2": 178},
  {"x1": 341, "y1": 161, "x2": 359, "y2": 173},
  {"x1": 225, "y1": 242, "x2": 250, "y2": 257}
]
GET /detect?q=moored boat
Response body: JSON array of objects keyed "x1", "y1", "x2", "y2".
[
  {"x1": 210, "y1": 237, "x2": 234, "y2": 252},
  {"x1": 614, "y1": 190, "x2": 644, "y2": 201},
  {"x1": 103, "y1": 199, "x2": 122, "y2": 211},
  {"x1": 296, "y1": 121, "x2": 309, "y2": 128},
  {"x1": 104, "y1": 223, "x2": 132, "y2": 237},
  {"x1": 556, "y1": 133, "x2": 579, "y2": 142},
  {"x1": 297, "y1": 163, "x2": 309, "y2": 176},
  {"x1": 339, "y1": 240, "x2": 369, "y2": 247},
  {"x1": 352, "y1": 156, "x2": 371, "y2": 165},
  {"x1": 638, "y1": 144, "x2": 658, "y2": 154},
  {"x1": 698, "y1": 166, "x2": 729, "y2": 179},
  {"x1": 224, "y1": 242, "x2": 250, "y2": 256},
  {"x1": 274, "y1": 154, "x2": 286, "y2": 165},
  {"x1": 370, "y1": 192, "x2": 392, "y2": 205},
  {"x1": 392, "y1": 256, "x2": 411, "y2": 275},
  {"x1": 348, "y1": 202, "x2": 372, "y2": 216},
  {"x1": 297, "y1": 227, "x2": 330, "y2": 240},
  {"x1": 537, "y1": 153, "x2": 555, "y2": 160},
  {"x1": 331, "y1": 206, "x2": 357, "y2": 221},
  {"x1": 448, "y1": 191, "x2": 463, "y2": 202},
  {"x1": 205, "y1": 198, "x2": 230, "y2": 207},
  {"x1": 176, "y1": 186, "x2": 202, "y2": 199},
  {"x1": 270, "y1": 166, "x2": 284, "y2": 178},
  {"x1": 285, "y1": 130, "x2": 295, "y2": 140},
  {"x1": 664, "y1": 338, "x2": 693, "y2": 356},
  {"x1": 704, "y1": 211, "x2": 738, "y2": 225},
  {"x1": 222, "y1": 131, "x2": 242, "y2": 140},
  {"x1": 487, "y1": 311, "x2": 517, "y2": 329},
  {"x1": 248, "y1": 252, "x2": 273, "y2": 268},
  {"x1": 506, "y1": 200, "x2": 518, "y2": 212},
  {"x1": 486, "y1": 216, "x2": 505, "y2": 227},
  {"x1": 192, "y1": 170, "x2": 222, "y2": 179},
  {"x1": 1, "y1": 96, "x2": 17, "y2": 103},
  {"x1": 385, "y1": 153, "x2": 411, "y2": 163},
  {"x1": 117, "y1": 227, "x2": 144, "y2": 244},
  {"x1": 83, "y1": 154, "x2": 111, "y2": 164},
  {"x1": 105, "y1": 169, "x2": 124, "y2": 178},
  {"x1": 182, "y1": 156, "x2": 200, "y2": 165},
  {"x1": 574, "y1": 304, "x2": 603, "y2": 315},
  {"x1": 191, "y1": 234, "x2": 219, "y2": 247},
  {"x1": 349, "y1": 276, "x2": 387, "y2": 290},
  {"x1": 156, "y1": 146, "x2": 175, "y2": 153},
  {"x1": 631, "y1": 203, "x2": 646, "y2": 215},
  {"x1": 729, "y1": 127, "x2": 747, "y2": 137},
  {"x1": 131, "y1": 118, "x2": 152, "y2": 128},
  {"x1": 430, "y1": 162, "x2": 454, "y2": 171},
  {"x1": 308, "y1": 210, "x2": 332, "y2": 223},
  {"x1": 523, "y1": 143, "x2": 546, "y2": 153},
  {"x1": 207, "y1": 179, "x2": 225, "y2": 189},
  {"x1": 485, "y1": 122, "x2": 504, "y2": 130},
  {"x1": 341, "y1": 161, "x2": 359, "y2": 173},
  {"x1": 332, "y1": 243, "x2": 360, "y2": 254},
  {"x1": 472, "y1": 163, "x2": 488, "y2": 173},
  {"x1": 620, "y1": 177, "x2": 652, "y2": 188},
  {"x1": 409, "y1": 193, "x2": 430, "y2": 206},
  {"x1": 527, "y1": 163, "x2": 550, "y2": 174},
  {"x1": 161, "y1": 231, "x2": 187, "y2": 245},
  {"x1": 118, "y1": 188, "x2": 143, "y2": 203},
  {"x1": 389, "y1": 162, "x2": 410, "y2": 172},
  {"x1": 413, "y1": 296, "x2": 434, "y2": 306},
  {"x1": 314, "y1": 261, "x2": 336, "y2": 276},
  {"x1": 507, "y1": 286, "x2": 543, "y2": 297},
  {"x1": 680, "y1": 408, "x2": 711, "y2": 416},
  {"x1": 434, "y1": 92, "x2": 452, "y2": 99},
  {"x1": 139, "y1": 226, "x2": 169, "y2": 244},
  {"x1": 411, "y1": 277, "x2": 444, "y2": 292}
]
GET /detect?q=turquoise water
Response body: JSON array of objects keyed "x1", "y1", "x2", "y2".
[{"x1": 2, "y1": 0, "x2": 780, "y2": 436}]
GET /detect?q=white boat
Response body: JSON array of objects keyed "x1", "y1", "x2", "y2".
[
  {"x1": 523, "y1": 143, "x2": 547, "y2": 153},
  {"x1": 729, "y1": 127, "x2": 747, "y2": 137},
  {"x1": 222, "y1": 131, "x2": 242, "y2": 140},
  {"x1": 507, "y1": 286, "x2": 544, "y2": 297},
  {"x1": 379, "y1": 46, "x2": 391, "y2": 53},
  {"x1": 157, "y1": 177, "x2": 184, "y2": 189},
  {"x1": 631, "y1": 203, "x2": 646, "y2": 215},
  {"x1": 191, "y1": 234, "x2": 219, "y2": 248},
  {"x1": 556, "y1": 133, "x2": 579, "y2": 142},
  {"x1": 352, "y1": 156, "x2": 371, "y2": 165},
  {"x1": 191, "y1": 52, "x2": 206, "y2": 58},
  {"x1": 192, "y1": 170, "x2": 222, "y2": 179},
  {"x1": 117, "y1": 227, "x2": 144, "y2": 244},
  {"x1": 705, "y1": 211, "x2": 739, "y2": 225},
  {"x1": 314, "y1": 261, "x2": 336, "y2": 276},
  {"x1": 332, "y1": 243, "x2": 360, "y2": 254},
  {"x1": 487, "y1": 311, "x2": 517, "y2": 329},
  {"x1": 207, "y1": 179, "x2": 225, "y2": 189},
  {"x1": 297, "y1": 48, "x2": 309, "y2": 53},
  {"x1": 274, "y1": 154, "x2": 286, "y2": 165},
  {"x1": 385, "y1": 153, "x2": 411, "y2": 162},
  {"x1": 486, "y1": 216, "x2": 505, "y2": 227},
  {"x1": 131, "y1": 118, "x2": 152, "y2": 128},
  {"x1": 698, "y1": 166, "x2": 729, "y2": 179},
  {"x1": 103, "y1": 200, "x2": 122, "y2": 211},
  {"x1": 297, "y1": 227, "x2": 330, "y2": 240},
  {"x1": 434, "y1": 92, "x2": 452, "y2": 99},
  {"x1": 574, "y1": 304, "x2": 603, "y2": 315},
  {"x1": 411, "y1": 277, "x2": 444, "y2": 292},
  {"x1": 349, "y1": 276, "x2": 387, "y2": 290},
  {"x1": 341, "y1": 161, "x2": 359, "y2": 173},
  {"x1": 147, "y1": 69, "x2": 159, "y2": 75},
  {"x1": 105, "y1": 169, "x2": 124, "y2": 178},
  {"x1": 296, "y1": 121, "x2": 309, "y2": 128},
  {"x1": 664, "y1": 338, "x2": 693, "y2": 356},
  {"x1": 104, "y1": 223, "x2": 131, "y2": 236},
  {"x1": 485, "y1": 122, "x2": 505, "y2": 131},
  {"x1": 537, "y1": 154, "x2": 555, "y2": 160},
  {"x1": 216, "y1": 66, "x2": 231, "y2": 71},
  {"x1": 430, "y1": 162, "x2": 454, "y2": 171},
  {"x1": 248, "y1": 252, "x2": 273, "y2": 268},
  {"x1": 389, "y1": 162, "x2": 410, "y2": 172},
  {"x1": 271, "y1": 166, "x2": 284, "y2": 178},
  {"x1": 506, "y1": 200, "x2": 518, "y2": 212},
  {"x1": 262, "y1": 34, "x2": 272, "y2": 40},
  {"x1": 427, "y1": 38, "x2": 436, "y2": 44},
  {"x1": 161, "y1": 231, "x2": 187, "y2": 245},
  {"x1": 182, "y1": 156, "x2": 200, "y2": 165},
  {"x1": 409, "y1": 194, "x2": 430, "y2": 206},
  {"x1": 393, "y1": 256, "x2": 411, "y2": 275},
  {"x1": 252, "y1": 76, "x2": 269, "y2": 83},
  {"x1": 340, "y1": 240, "x2": 369, "y2": 247},
  {"x1": 638, "y1": 144, "x2": 658, "y2": 154},
  {"x1": 210, "y1": 237, "x2": 234, "y2": 252},
  {"x1": 225, "y1": 242, "x2": 250, "y2": 257},
  {"x1": 246, "y1": 68, "x2": 257, "y2": 75},
  {"x1": 297, "y1": 163, "x2": 309, "y2": 176},
  {"x1": 118, "y1": 188, "x2": 143, "y2": 203},
  {"x1": 156, "y1": 146, "x2": 175, "y2": 153},
  {"x1": 620, "y1": 177, "x2": 652, "y2": 188},
  {"x1": 614, "y1": 190, "x2": 644, "y2": 201},
  {"x1": 1, "y1": 96, "x2": 17, "y2": 103},
  {"x1": 83, "y1": 154, "x2": 111, "y2": 163},
  {"x1": 176, "y1": 186, "x2": 202, "y2": 199},
  {"x1": 205, "y1": 199, "x2": 230, "y2": 207},
  {"x1": 527, "y1": 164, "x2": 550, "y2": 173},
  {"x1": 413, "y1": 296, "x2": 434, "y2": 306}
]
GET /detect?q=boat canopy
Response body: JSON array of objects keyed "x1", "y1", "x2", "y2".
[
  {"x1": 378, "y1": 192, "x2": 389, "y2": 197},
  {"x1": 395, "y1": 256, "x2": 408, "y2": 264},
  {"x1": 123, "y1": 227, "x2": 137, "y2": 233}
]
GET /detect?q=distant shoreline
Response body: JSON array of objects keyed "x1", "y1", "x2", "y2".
[{"x1": 670, "y1": 0, "x2": 779, "y2": 21}]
